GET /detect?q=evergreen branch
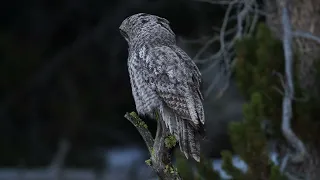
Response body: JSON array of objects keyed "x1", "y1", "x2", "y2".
[
  {"x1": 279, "y1": 0, "x2": 307, "y2": 167},
  {"x1": 124, "y1": 112, "x2": 182, "y2": 180}
]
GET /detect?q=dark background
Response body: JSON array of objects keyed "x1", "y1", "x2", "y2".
[{"x1": 0, "y1": 0, "x2": 245, "y2": 171}]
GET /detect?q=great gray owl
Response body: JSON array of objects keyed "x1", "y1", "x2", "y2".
[{"x1": 119, "y1": 13, "x2": 205, "y2": 162}]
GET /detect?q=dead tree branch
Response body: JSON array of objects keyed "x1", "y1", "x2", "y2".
[
  {"x1": 124, "y1": 112, "x2": 182, "y2": 180},
  {"x1": 47, "y1": 138, "x2": 71, "y2": 180},
  {"x1": 293, "y1": 30, "x2": 320, "y2": 44},
  {"x1": 190, "y1": 0, "x2": 259, "y2": 98},
  {"x1": 279, "y1": 0, "x2": 308, "y2": 172}
]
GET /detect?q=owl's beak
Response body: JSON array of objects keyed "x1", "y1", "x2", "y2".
[{"x1": 120, "y1": 29, "x2": 129, "y2": 41}]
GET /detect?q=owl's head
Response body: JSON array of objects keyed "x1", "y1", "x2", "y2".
[{"x1": 119, "y1": 13, "x2": 175, "y2": 43}]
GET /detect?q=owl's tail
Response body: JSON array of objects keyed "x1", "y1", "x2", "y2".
[
  {"x1": 177, "y1": 117, "x2": 202, "y2": 162},
  {"x1": 161, "y1": 106, "x2": 202, "y2": 162}
]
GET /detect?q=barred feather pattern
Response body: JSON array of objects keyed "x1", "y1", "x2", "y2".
[{"x1": 120, "y1": 13, "x2": 205, "y2": 162}]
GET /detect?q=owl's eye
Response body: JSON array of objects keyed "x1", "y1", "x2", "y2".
[{"x1": 141, "y1": 19, "x2": 148, "y2": 24}]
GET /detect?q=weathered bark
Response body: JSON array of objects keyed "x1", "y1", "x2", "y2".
[{"x1": 124, "y1": 112, "x2": 182, "y2": 180}]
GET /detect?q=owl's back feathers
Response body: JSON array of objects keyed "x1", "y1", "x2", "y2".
[{"x1": 142, "y1": 46, "x2": 205, "y2": 161}]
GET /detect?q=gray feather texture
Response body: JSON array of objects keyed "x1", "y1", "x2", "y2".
[{"x1": 119, "y1": 13, "x2": 205, "y2": 162}]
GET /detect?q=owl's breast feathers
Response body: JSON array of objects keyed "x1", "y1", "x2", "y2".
[{"x1": 140, "y1": 45, "x2": 205, "y2": 127}]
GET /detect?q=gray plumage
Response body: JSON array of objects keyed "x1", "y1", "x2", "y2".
[{"x1": 119, "y1": 13, "x2": 205, "y2": 162}]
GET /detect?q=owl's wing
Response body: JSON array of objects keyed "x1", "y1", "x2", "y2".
[
  {"x1": 172, "y1": 46, "x2": 203, "y2": 100},
  {"x1": 143, "y1": 46, "x2": 204, "y2": 125}
]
